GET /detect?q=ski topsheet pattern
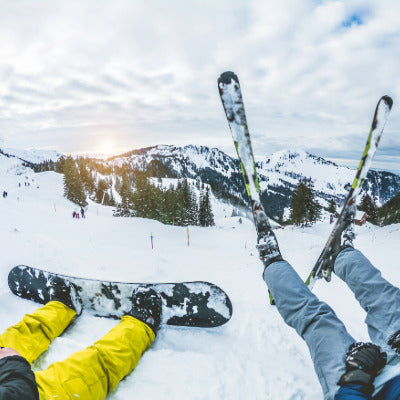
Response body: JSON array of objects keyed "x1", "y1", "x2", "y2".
[
  {"x1": 218, "y1": 71, "x2": 281, "y2": 304},
  {"x1": 218, "y1": 71, "x2": 261, "y2": 203},
  {"x1": 8, "y1": 265, "x2": 233, "y2": 328},
  {"x1": 306, "y1": 95, "x2": 393, "y2": 288}
]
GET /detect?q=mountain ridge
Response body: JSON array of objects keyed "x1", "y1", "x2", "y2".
[{"x1": 2, "y1": 144, "x2": 400, "y2": 219}]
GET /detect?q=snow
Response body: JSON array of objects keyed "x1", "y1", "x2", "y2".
[
  {"x1": 258, "y1": 149, "x2": 355, "y2": 198},
  {"x1": 110, "y1": 144, "x2": 237, "y2": 179},
  {"x1": 0, "y1": 153, "x2": 399, "y2": 399},
  {"x1": 2, "y1": 147, "x2": 61, "y2": 163}
]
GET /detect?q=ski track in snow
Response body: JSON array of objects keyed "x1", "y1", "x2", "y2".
[{"x1": 0, "y1": 157, "x2": 398, "y2": 399}]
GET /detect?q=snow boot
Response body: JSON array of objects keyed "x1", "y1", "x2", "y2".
[
  {"x1": 128, "y1": 286, "x2": 162, "y2": 335},
  {"x1": 320, "y1": 208, "x2": 356, "y2": 281},
  {"x1": 48, "y1": 276, "x2": 83, "y2": 315},
  {"x1": 253, "y1": 203, "x2": 283, "y2": 268}
]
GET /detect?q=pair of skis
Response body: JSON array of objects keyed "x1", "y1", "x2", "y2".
[{"x1": 218, "y1": 71, "x2": 393, "y2": 301}]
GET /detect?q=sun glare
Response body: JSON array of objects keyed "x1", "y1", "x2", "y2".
[{"x1": 98, "y1": 140, "x2": 115, "y2": 155}]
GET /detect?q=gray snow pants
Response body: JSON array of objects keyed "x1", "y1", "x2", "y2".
[{"x1": 263, "y1": 247, "x2": 400, "y2": 400}]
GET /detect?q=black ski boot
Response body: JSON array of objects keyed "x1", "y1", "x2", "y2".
[
  {"x1": 48, "y1": 276, "x2": 83, "y2": 315},
  {"x1": 320, "y1": 205, "x2": 356, "y2": 282},
  {"x1": 128, "y1": 286, "x2": 162, "y2": 335},
  {"x1": 253, "y1": 202, "x2": 283, "y2": 268}
]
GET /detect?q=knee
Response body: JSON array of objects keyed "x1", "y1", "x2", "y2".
[{"x1": 334, "y1": 247, "x2": 363, "y2": 275}]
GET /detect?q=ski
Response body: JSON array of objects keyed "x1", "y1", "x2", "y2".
[
  {"x1": 305, "y1": 95, "x2": 393, "y2": 289},
  {"x1": 218, "y1": 71, "x2": 280, "y2": 304}
]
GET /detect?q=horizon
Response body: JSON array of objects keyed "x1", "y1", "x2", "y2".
[{"x1": 2, "y1": 143, "x2": 400, "y2": 176}]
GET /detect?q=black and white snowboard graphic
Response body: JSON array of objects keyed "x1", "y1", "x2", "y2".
[{"x1": 8, "y1": 265, "x2": 233, "y2": 328}]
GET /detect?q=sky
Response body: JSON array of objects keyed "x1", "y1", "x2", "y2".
[{"x1": 0, "y1": 0, "x2": 399, "y2": 171}]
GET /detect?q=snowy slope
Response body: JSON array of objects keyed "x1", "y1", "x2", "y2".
[
  {"x1": 102, "y1": 145, "x2": 400, "y2": 217},
  {"x1": 111, "y1": 144, "x2": 238, "y2": 178},
  {"x1": 0, "y1": 156, "x2": 399, "y2": 399},
  {"x1": 258, "y1": 149, "x2": 354, "y2": 199},
  {"x1": 2, "y1": 147, "x2": 61, "y2": 163}
]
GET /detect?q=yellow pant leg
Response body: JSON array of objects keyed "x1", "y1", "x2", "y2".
[
  {"x1": 35, "y1": 316, "x2": 155, "y2": 400},
  {"x1": 0, "y1": 301, "x2": 76, "y2": 364}
]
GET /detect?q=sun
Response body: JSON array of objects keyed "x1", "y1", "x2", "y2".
[{"x1": 97, "y1": 140, "x2": 115, "y2": 155}]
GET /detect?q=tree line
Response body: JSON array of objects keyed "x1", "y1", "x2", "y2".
[
  {"x1": 34, "y1": 156, "x2": 400, "y2": 227},
  {"x1": 114, "y1": 175, "x2": 214, "y2": 226},
  {"x1": 41, "y1": 156, "x2": 214, "y2": 227},
  {"x1": 288, "y1": 177, "x2": 400, "y2": 227}
]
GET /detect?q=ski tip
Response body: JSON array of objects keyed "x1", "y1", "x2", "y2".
[
  {"x1": 381, "y1": 95, "x2": 393, "y2": 110},
  {"x1": 218, "y1": 71, "x2": 239, "y2": 85}
]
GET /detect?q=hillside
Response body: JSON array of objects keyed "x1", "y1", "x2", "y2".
[
  {"x1": 3, "y1": 145, "x2": 400, "y2": 223},
  {"x1": 92, "y1": 145, "x2": 400, "y2": 219},
  {"x1": 0, "y1": 151, "x2": 399, "y2": 399}
]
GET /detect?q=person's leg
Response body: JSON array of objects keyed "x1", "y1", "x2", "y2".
[
  {"x1": 0, "y1": 301, "x2": 76, "y2": 364},
  {"x1": 35, "y1": 316, "x2": 155, "y2": 400},
  {"x1": 334, "y1": 247, "x2": 400, "y2": 349},
  {"x1": 264, "y1": 260, "x2": 355, "y2": 400}
]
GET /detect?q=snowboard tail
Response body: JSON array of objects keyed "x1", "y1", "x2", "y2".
[{"x1": 8, "y1": 265, "x2": 233, "y2": 328}]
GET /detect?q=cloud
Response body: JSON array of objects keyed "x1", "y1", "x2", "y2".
[{"x1": 0, "y1": 0, "x2": 399, "y2": 170}]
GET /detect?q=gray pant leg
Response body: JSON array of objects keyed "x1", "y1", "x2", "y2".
[
  {"x1": 264, "y1": 261, "x2": 354, "y2": 400},
  {"x1": 335, "y1": 247, "x2": 400, "y2": 349}
]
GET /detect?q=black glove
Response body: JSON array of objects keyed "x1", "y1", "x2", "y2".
[
  {"x1": 388, "y1": 329, "x2": 400, "y2": 354},
  {"x1": 337, "y1": 342, "x2": 387, "y2": 395}
]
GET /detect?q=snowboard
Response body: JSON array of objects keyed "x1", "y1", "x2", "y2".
[{"x1": 8, "y1": 265, "x2": 233, "y2": 328}]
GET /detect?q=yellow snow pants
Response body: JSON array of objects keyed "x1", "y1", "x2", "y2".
[{"x1": 0, "y1": 301, "x2": 155, "y2": 400}]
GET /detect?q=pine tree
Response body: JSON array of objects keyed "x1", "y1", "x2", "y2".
[
  {"x1": 132, "y1": 175, "x2": 163, "y2": 220},
  {"x1": 63, "y1": 156, "x2": 87, "y2": 206},
  {"x1": 179, "y1": 179, "x2": 198, "y2": 226},
  {"x1": 359, "y1": 193, "x2": 378, "y2": 222},
  {"x1": 77, "y1": 159, "x2": 96, "y2": 193},
  {"x1": 289, "y1": 178, "x2": 321, "y2": 225},
  {"x1": 306, "y1": 179, "x2": 322, "y2": 223},
  {"x1": 163, "y1": 185, "x2": 178, "y2": 225},
  {"x1": 327, "y1": 199, "x2": 336, "y2": 214},
  {"x1": 113, "y1": 194, "x2": 135, "y2": 217},
  {"x1": 199, "y1": 187, "x2": 214, "y2": 226},
  {"x1": 289, "y1": 180, "x2": 308, "y2": 225},
  {"x1": 377, "y1": 192, "x2": 400, "y2": 226},
  {"x1": 95, "y1": 179, "x2": 109, "y2": 204},
  {"x1": 114, "y1": 174, "x2": 135, "y2": 217}
]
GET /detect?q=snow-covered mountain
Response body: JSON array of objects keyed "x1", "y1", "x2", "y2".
[
  {"x1": 256, "y1": 149, "x2": 400, "y2": 216},
  {"x1": 1, "y1": 148, "x2": 61, "y2": 164},
  {"x1": 105, "y1": 145, "x2": 400, "y2": 218},
  {"x1": 3, "y1": 144, "x2": 400, "y2": 220}
]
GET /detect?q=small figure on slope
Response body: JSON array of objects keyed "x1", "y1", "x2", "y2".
[
  {"x1": 0, "y1": 281, "x2": 161, "y2": 399},
  {"x1": 259, "y1": 223, "x2": 400, "y2": 399}
]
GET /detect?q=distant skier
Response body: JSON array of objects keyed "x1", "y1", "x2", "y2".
[
  {"x1": 0, "y1": 283, "x2": 161, "y2": 399},
  {"x1": 259, "y1": 225, "x2": 400, "y2": 399},
  {"x1": 80, "y1": 206, "x2": 85, "y2": 218}
]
